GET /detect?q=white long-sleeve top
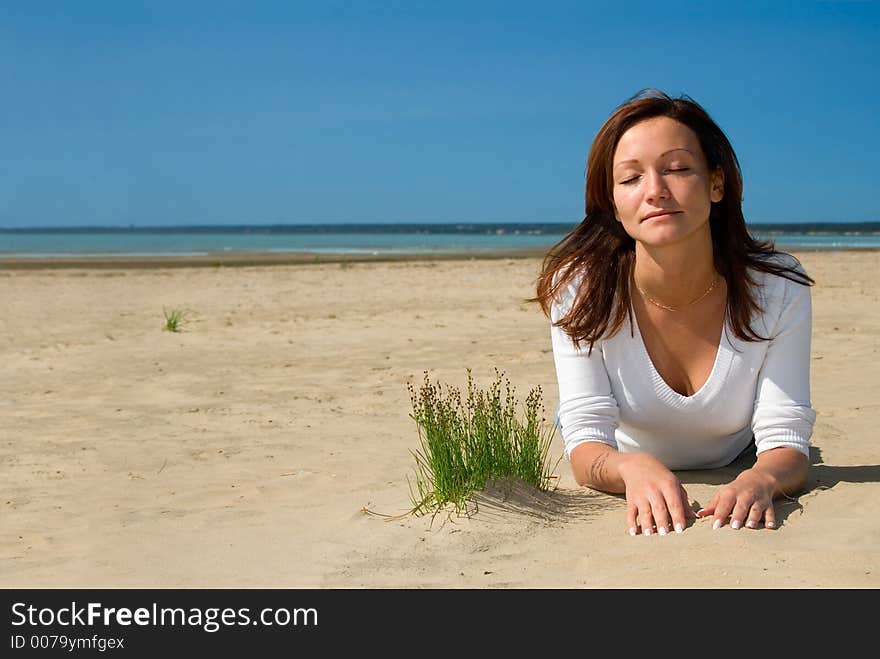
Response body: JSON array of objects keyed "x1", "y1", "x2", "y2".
[{"x1": 550, "y1": 256, "x2": 816, "y2": 470}]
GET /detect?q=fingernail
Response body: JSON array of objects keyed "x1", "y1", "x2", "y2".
[
  {"x1": 658, "y1": 526, "x2": 667, "y2": 536},
  {"x1": 731, "y1": 520, "x2": 741, "y2": 530},
  {"x1": 697, "y1": 508, "x2": 706, "y2": 516},
  {"x1": 746, "y1": 521, "x2": 756, "y2": 529},
  {"x1": 766, "y1": 521, "x2": 776, "y2": 528},
  {"x1": 644, "y1": 528, "x2": 652, "y2": 536},
  {"x1": 712, "y1": 519, "x2": 722, "y2": 530},
  {"x1": 629, "y1": 527, "x2": 636, "y2": 536},
  {"x1": 675, "y1": 523, "x2": 683, "y2": 533}
]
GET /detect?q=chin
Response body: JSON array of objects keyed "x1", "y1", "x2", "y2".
[
  {"x1": 636, "y1": 221, "x2": 708, "y2": 247},
  {"x1": 636, "y1": 229, "x2": 691, "y2": 246}
]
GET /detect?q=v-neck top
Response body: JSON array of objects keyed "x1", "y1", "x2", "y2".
[{"x1": 549, "y1": 254, "x2": 815, "y2": 470}]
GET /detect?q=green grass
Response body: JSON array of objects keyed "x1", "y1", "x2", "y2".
[
  {"x1": 405, "y1": 368, "x2": 559, "y2": 518},
  {"x1": 162, "y1": 307, "x2": 195, "y2": 332}
]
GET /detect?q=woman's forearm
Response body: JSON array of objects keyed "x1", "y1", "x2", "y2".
[
  {"x1": 569, "y1": 442, "x2": 627, "y2": 493},
  {"x1": 749, "y1": 447, "x2": 810, "y2": 499}
]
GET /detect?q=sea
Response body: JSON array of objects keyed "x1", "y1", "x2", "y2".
[{"x1": 1, "y1": 222, "x2": 879, "y2": 259}]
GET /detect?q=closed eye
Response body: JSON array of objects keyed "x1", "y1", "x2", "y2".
[{"x1": 619, "y1": 167, "x2": 690, "y2": 185}]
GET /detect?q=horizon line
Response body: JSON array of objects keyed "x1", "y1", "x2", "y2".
[{"x1": 2, "y1": 220, "x2": 879, "y2": 232}]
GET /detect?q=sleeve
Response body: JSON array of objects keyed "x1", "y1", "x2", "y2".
[
  {"x1": 549, "y1": 283, "x2": 620, "y2": 460},
  {"x1": 750, "y1": 275, "x2": 816, "y2": 459}
]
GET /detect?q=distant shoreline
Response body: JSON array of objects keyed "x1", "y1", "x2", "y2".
[
  {"x1": 1, "y1": 246, "x2": 876, "y2": 270},
  {"x1": 0, "y1": 248, "x2": 548, "y2": 270},
  {"x1": 3, "y1": 222, "x2": 878, "y2": 267},
  {"x1": 2, "y1": 221, "x2": 880, "y2": 234}
]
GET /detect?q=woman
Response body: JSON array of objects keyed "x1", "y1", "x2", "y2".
[{"x1": 533, "y1": 89, "x2": 815, "y2": 536}]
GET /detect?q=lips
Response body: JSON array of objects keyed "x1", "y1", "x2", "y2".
[{"x1": 641, "y1": 210, "x2": 682, "y2": 222}]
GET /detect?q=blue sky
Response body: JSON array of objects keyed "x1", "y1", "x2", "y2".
[{"x1": 1, "y1": 1, "x2": 877, "y2": 227}]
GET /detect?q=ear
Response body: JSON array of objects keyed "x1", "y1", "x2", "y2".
[{"x1": 710, "y1": 167, "x2": 724, "y2": 203}]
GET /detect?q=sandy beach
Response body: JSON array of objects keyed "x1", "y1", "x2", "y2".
[{"x1": 2, "y1": 249, "x2": 878, "y2": 588}]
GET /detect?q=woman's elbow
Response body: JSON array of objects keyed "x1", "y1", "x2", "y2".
[{"x1": 571, "y1": 462, "x2": 589, "y2": 487}]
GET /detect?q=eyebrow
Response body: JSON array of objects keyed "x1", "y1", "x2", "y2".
[{"x1": 613, "y1": 148, "x2": 695, "y2": 170}]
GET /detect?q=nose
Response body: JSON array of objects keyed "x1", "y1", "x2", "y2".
[{"x1": 644, "y1": 169, "x2": 669, "y2": 201}]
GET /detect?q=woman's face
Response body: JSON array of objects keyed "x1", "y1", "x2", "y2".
[{"x1": 611, "y1": 116, "x2": 724, "y2": 248}]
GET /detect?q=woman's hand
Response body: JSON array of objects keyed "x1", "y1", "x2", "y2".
[
  {"x1": 618, "y1": 453, "x2": 697, "y2": 536},
  {"x1": 696, "y1": 448, "x2": 809, "y2": 530},
  {"x1": 696, "y1": 467, "x2": 778, "y2": 530}
]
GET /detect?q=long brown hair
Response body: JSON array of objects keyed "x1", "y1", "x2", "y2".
[{"x1": 532, "y1": 88, "x2": 814, "y2": 353}]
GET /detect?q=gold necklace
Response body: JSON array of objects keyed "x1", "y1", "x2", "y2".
[{"x1": 635, "y1": 274, "x2": 720, "y2": 312}]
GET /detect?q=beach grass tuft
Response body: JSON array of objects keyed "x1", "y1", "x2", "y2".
[
  {"x1": 162, "y1": 307, "x2": 195, "y2": 332},
  {"x1": 404, "y1": 368, "x2": 559, "y2": 518}
]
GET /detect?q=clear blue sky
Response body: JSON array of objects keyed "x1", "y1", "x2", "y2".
[{"x1": 1, "y1": 1, "x2": 877, "y2": 227}]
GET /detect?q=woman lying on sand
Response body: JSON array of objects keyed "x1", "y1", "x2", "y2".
[{"x1": 534, "y1": 89, "x2": 815, "y2": 536}]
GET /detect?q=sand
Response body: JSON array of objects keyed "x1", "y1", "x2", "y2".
[{"x1": 1, "y1": 249, "x2": 878, "y2": 588}]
